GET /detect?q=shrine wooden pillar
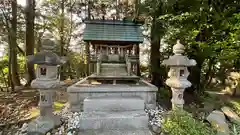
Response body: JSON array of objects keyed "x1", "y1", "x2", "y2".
[
  {"x1": 107, "y1": 46, "x2": 109, "y2": 55},
  {"x1": 120, "y1": 47, "x2": 124, "y2": 57},
  {"x1": 118, "y1": 45, "x2": 120, "y2": 54},
  {"x1": 95, "y1": 45, "x2": 98, "y2": 55},
  {"x1": 128, "y1": 46, "x2": 131, "y2": 55},
  {"x1": 85, "y1": 42, "x2": 90, "y2": 76},
  {"x1": 136, "y1": 44, "x2": 140, "y2": 76},
  {"x1": 91, "y1": 44, "x2": 97, "y2": 74}
]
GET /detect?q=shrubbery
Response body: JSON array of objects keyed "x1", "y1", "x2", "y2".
[
  {"x1": 161, "y1": 109, "x2": 217, "y2": 135},
  {"x1": 229, "y1": 122, "x2": 240, "y2": 135}
]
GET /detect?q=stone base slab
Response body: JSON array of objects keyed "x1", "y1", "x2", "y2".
[
  {"x1": 69, "y1": 92, "x2": 156, "y2": 112},
  {"x1": 83, "y1": 97, "x2": 144, "y2": 112},
  {"x1": 68, "y1": 80, "x2": 157, "y2": 112},
  {"x1": 27, "y1": 115, "x2": 61, "y2": 134},
  {"x1": 78, "y1": 129, "x2": 152, "y2": 135},
  {"x1": 79, "y1": 111, "x2": 149, "y2": 130}
]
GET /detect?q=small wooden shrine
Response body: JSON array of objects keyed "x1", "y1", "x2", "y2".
[{"x1": 83, "y1": 20, "x2": 144, "y2": 77}]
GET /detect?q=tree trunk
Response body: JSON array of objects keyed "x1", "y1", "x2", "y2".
[
  {"x1": 25, "y1": 0, "x2": 36, "y2": 86},
  {"x1": 187, "y1": 51, "x2": 205, "y2": 93},
  {"x1": 60, "y1": 0, "x2": 65, "y2": 80},
  {"x1": 124, "y1": 0, "x2": 128, "y2": 17},
  {"x1": 135, "y1": 0, "x2": 140, "y2": 76},
  {"x1": 187, "y1": 27, "x2": 212, "y2": 93},
  {"x1": 204, "y1": 58, "x2": 214, "y2": 87},
  {"x1": 8, "y1": 37, "x2": 13, "y2": 91},
  {"x1": 87, "y1": 0, "x2": 92, "y2": 20},
  {"x1": 11, "y1": 0, "x2": 21, "y2": 87},
  {"x1": 234, "y1": 58, "x2": 240, "y2": 70},
  {"x1": 116, "y1": 0, "x2": 120, "y2": 20},
  {"x1": 134, "y1": 0, "x2": 139, "y2": 18},
  {"x1": 150, "y1": 18, "x2": 163, "y2": 88},
  {"x1": 85, "y1": 0, "x2": 91, "y2": 76},
  {"x1": 36, "y1": 37, "x2": 41, "y2": 52}
]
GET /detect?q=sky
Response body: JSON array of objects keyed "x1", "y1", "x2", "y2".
[{"x1": 17, "y1": 0, "x2": 26, "y2": 7}]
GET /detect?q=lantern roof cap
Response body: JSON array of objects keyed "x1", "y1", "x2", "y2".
[
  {"x1": 163, "y1": 55, "x2": 196, "y2": 66},
  {"x1": 28, "y1": 51, "x2": 63, "y2": 66},
  {"x1": 41, "y1": 32, "x2": 57, "y2": 52},
  {"x1": 163, "y1": 40, "x2": 196, "y2": 66},
  {"x1": 173, "y1": 40, "x2": 185, "y2": 55}
]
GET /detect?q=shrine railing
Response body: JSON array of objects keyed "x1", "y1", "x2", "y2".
[
  {"x1": 90, "y1": 54, "x2": 127, "y2": 63},
  {"x1": 125, "y1": 54, "x2": 139, "y2": 76},
  {"x1": 90, "y1": 55, "x2": 97, "y2": 63}
]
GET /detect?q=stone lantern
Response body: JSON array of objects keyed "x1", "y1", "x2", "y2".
[
  {"x1": 26, "y1": 32, "x2": 66, "y2": 134},
  {"x1": 163, "y1": 40, "x2": 196, "y2": 109}
]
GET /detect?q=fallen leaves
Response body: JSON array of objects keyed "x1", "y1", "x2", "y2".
[{"x1": 0, "y1": 90, "x2": 39, "y2": 125}]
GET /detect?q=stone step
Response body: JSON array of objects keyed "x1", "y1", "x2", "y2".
[
  {"x1": 79, "y1": 111, "x2": 149, "y2": 130},
  {"x1": 101, "y1": 68, "x2": 126, "y2": 72},
  {"x1": 101, "y1": 63, "x2": 126, "y2": 67},
  {"x1": 101, "y1": 67, "x2": 126, "y2": 71},
  {"x1": 101, "y1": 70, "x2": 127, "y2": 75},
  {"x1": 101, "y1": 65, "x2": 126, "y2": 68},
  {"x1": 78, "y1": 129, "x2": 152, "y2": 135},
  {"x1": 83, "y1": 97, "x2": 145, "y2": 112},
  {"x1": 101, "y1": 68, "x2": 126, "y2": 71}
]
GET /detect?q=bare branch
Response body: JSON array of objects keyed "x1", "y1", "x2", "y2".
[{"x1": 17, "y1": 45, "x2": 25, "y2": 55}]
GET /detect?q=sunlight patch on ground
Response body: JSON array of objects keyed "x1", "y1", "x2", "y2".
[
  {"x1": 91, "y1": 81, "x2": 102, "y2": 85},
  {"x1": 28, "y1": 107, "x2": 39, "y2": 119},
  {"x1": 28, "y1": 101, "x2": 66, "y2": 118},
  {"x1": 54, "y1": 101, "x2": 66, "y2": 112}
]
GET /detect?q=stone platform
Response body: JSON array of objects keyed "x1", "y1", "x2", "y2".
[
  {"x1": 84, "y1": 97, "x2": 145, "y2": 112},
  {"x1": 67, "y1": 79, "x2": 157, "y2": 112}
]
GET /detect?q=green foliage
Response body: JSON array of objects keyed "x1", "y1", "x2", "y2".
[
  {"x1": 184, "y1": 93, "x2": 240, "y2": 135},
  {"x1": 158, "y1": 87, "x2": 171, "y2": 100},
  {"x1": 227, "y1": 99, "x2": 240, "y2": 116},
  {"x1": 229, "y1": 122, "x2": 240, "y2": 135},
  {"x1": 18, "y1": 55, "x2": 26, "y2": 75},
  {"x1": 201, "y1": 93, "x2": 225, "y2": 108},
  {"x1": 162, "y1": 110, "x2": 217, "y2": 135},
  {"x1": 66, "y1": 51, "x2": 86, "y2": 78},
  {"x1": 140, "y1": 64, "x2": 149, "y2": 77},
  {"x1": 0, "y1": 57, "x2": 9, "y2": 87},
  {"x1": 154, "y1": 0, "x2": 240, "y2": 90},
  {"x1": 0, "y1": 55, "x2": 26, "y2": 87}
]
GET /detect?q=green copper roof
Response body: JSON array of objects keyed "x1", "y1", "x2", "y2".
[{"x1": 83, "y1": 20, "x2": 144, "y2": 44}]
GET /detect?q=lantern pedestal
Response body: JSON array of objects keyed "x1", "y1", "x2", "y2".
[
  {"x1": 171, "y1": 88, "x2": 185, "y2": 109},
  {"x1": 27, "y1": 114, "x2": 61, "y2": 134},
  {"x1": 27, "y1": 88, "x2": 61, "y2": 134},
  {"x1": 27, "y1": 79, "x2": 61, "y2": 134},
  {"x1": 166, "y1": 78, "x2": 192, "y2": 109}
]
